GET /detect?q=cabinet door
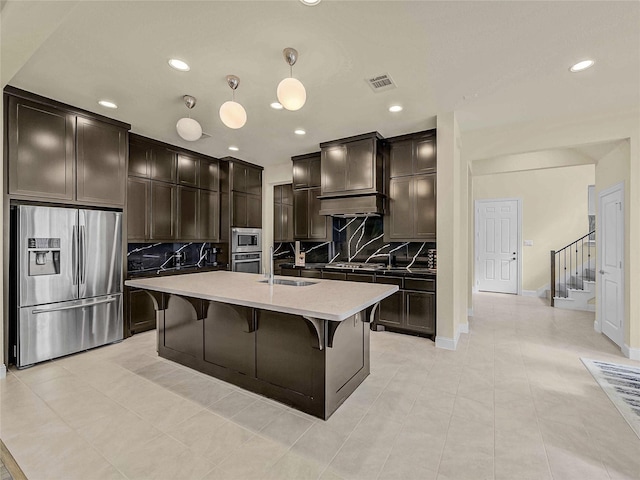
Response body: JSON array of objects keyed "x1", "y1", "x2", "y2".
[
  {"x1": 273, "y1": 203, "x2": 283, "y2": 242},
  {"x1": 178, "y1": 186, "x2": 199, "y2": 240},
  {"x1": 8, "y1": 97, "x2": 75, "y2": 200},
  {"x1": 379, "y1": 291, "x2": 403, "y2": 327},
  {"x1": 346, "y1": 138, "x2": 374, "y2": 191},
  {"x1": 284, "y1": 204, "x2": 294, "y2": 241},
  {"x1": 129, "y1": 141, "x2": 150, "y2": 177},
  {"x1": 308, "y1": 187, "x2": 328, "y2": 240},
  {"x1": 246, "y1": 167, "x2": 262, "y2": 196},
  {"x1": 232, "y1": 192, "x2": 247, "y2": 227},
  {"x1": 273, "y1": 185, "x2": 282, "y2": 204},
  {"x1": 247, "y1": 194, "x2": 262, "y2": 228},
  {"x1": 405, "y1": 291, "x2": 435, "y2": 334},
  {"x1": 292, "y1": 159, "x2": 309, "y2": 189},
  {"x1": 199, "y1": 158, "x2": 219, "y2": 191},
  {"x1": 414, "y1": 174, "x2": 436, "y2": 239},
  {"x1": 150, "y1": 148, "x2": 176, "y2": 183},
  {"x1": 127, "y1": 288, "x2": 156, "y2": 334},
  {"x1": 76, "y1": 117, "x2": 127, "y2": 206},
  {"x1": 150, "y1": 181, "x2": 176, "y2": 239},
  {"x1": 163, "y1": 295, "x2": 203, "y2": 360},
  {"x1": 281, "y1": 183, "x2": 293, "y2": 205},
  {"x1": 293, "y1": 189, "x2": 309, "y2": 239},
  {"x1": 388, "y1": 177, "x2": 414, "y2": 239},
  {"x1": 415, "y1": 137, "x2": 436, "y2": 174},
  {"x1": 127, "y1": 177, "x2": 149, "y2": 240},
  {"x1": 321, "y1": 145, "x2": 347, "y2": 194},
  {"x1": 199, "y1": 190, "x2": 219, "y2": 241},
  {"x1": 232, "y1": 163, "x2": 247, "y2": 192},
  {"x1": 308, "y1": 156, "x2": 322, "y2": 188},
  {"x1": 389, "y1": 140, "x2": 413, "y2": 178},
  {"x1": 177, "y1": 153, "x2": 199, "y2": 187}
]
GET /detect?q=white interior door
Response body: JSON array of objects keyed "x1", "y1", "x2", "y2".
[
  {"x1": 476, "y1": 199, "x2": 519, "y2": 294},
  {"x1": 599, "y1": 184, "x2": 624, "y2": 347}
]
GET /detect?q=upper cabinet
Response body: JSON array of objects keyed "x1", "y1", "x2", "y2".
[
  {"x1": 274, "y1": 184, "x2": 294, "y2": 242},
  {"x1": 291, "y1": 152, "x2": 331, "y2": 242},
  {"x1": 292, "y1": 152, "x2": 321, "y2": 189},
  {"x1": 385, "y1": 129, "x2": 437, "y2": 242},
  {"x1": 389, "y1": 131, "x2": 436, "y2": 177},
  {"x1": 220, "y1": 158, "x2": 263, "y2": 229},
  {"x1": 319, "y1": 132, "x2": 384, "y2": 197},
  {"x1": 6, "y1": 88, "x2": 129, "y2": 206}
]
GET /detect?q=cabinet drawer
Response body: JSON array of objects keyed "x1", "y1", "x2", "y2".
[
  {"x1": 281, "y1": 267, "x2": 301, "y2": 277},
  {"x1": 322, "y1": 271, "x2": 346, "y2": 281},
  {"x1": 375, "y1": 276, "x2": 403, "y2": 288},
  {"x1": 346, "y1": 273, "x2": 374, "y2": 283},
  {"x1": 404, "y1": 278, "x2": 435, "y2": 292},
  {"x1": 301, "y1": 270, "x2": 323, "y2": 279}
]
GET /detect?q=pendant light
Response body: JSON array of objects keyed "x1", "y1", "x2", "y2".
[
  {"x1": 219, "y1": 75, "x2": 247, "y2": 129},
  {"x1": 277, "y1": 48, "x2": 306, "y2": 111},
  {"x1": 176, "y1": 95, "x2": 203, "y2": 141}
]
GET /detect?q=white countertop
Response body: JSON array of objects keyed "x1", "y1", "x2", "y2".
[{"x1": 125, "y1": 271, "x2": 398, "y2": 321}]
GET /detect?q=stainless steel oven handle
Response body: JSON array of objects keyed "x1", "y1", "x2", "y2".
[
  {"x1": 233, "y1": 258, "x2": 261, "y2": 263},
  {"x1": 32, "y1": 297, "x2": 117, "y2": 315}
]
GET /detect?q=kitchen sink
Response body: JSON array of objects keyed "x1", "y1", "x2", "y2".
[{"x1": 259, "y1": 279, "x2": 317, "y2": 287}]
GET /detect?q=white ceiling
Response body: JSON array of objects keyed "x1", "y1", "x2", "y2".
[{"x1": 2, "y1": 1, "x2": 639, "y2": 167}]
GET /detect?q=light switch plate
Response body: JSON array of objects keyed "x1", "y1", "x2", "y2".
[{"x1": 524, "y1": 240, "x2": 534, "y2": 246}]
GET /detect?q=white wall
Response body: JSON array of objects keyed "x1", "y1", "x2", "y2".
[{"x1": 474, "y1": 163, "x2": 595, "y2": 293}]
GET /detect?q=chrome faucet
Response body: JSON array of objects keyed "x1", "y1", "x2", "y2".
[{"x1": 269, "y1": 245, "x2": 274, "y2": 285}]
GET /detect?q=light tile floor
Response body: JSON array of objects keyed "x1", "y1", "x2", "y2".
[{"x1": 2, "y1": 293, "x2": 639, "y2": 480}]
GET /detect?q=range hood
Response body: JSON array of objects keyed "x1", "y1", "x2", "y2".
[{"x1": 318, "y1": 193, "x2": 385, "y2": 217}]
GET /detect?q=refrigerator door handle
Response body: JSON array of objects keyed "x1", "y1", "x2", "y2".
[
  {"x1": 31, "y1": 296, "x2": 117, "y2": 315},
  {"x1": 72, "y1": 225, "x2": 78, "y2": 285},
  {"x1": 79, "y1": 225, "x2": 86, "y2": 285}
]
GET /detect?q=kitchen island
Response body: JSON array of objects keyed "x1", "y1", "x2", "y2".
[{"x1": 125, "y1": 271, "x2": 397, "y2": 419}]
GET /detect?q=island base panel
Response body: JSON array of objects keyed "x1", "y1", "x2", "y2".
[{"x1": 155, "y1": 294, "x2": 370, "y2": 420}]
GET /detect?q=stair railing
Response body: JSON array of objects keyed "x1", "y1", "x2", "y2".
[{"x1": 550, "y1": 230, "x2": 595, "y2": 306}]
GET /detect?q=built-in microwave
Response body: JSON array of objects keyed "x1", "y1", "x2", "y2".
[{"x1": 231, "y1": 227, "x2": 262, "y2": 253}]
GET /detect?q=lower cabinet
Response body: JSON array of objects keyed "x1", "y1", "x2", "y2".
[
  {"x1": 126, "y1": 287, "x2": 156, "y2": 335},
  {"x1": 404, "y1": 291, "x2": 435, "y2": 335},
  {"x1": 376, "y1": 276, "x2": 435, "y2": 336},
  {"x1": 162, "y1": 295, "x2": 204, "y2": 360},
  {"x1": 379, "y1": 291, "x2": 403, "y2": 327}
]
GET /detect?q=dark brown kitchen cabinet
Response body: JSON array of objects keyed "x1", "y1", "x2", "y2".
[
  {"x1": 150, "y1": 148, "x2": 177, "y2": 183},
  {"x1": 127, "y1": 177, "x2": 150, "y2": 240},
  {"x1": 379, "y1": 291, "x2": 404, "y2": 327},
  {"x1": 127, "y1": 287, "x2": 157, "y2": 335},
  {"x1": 386, "y1": 174, "x2": 436, "y2": 241},
  {"x1": 231, "y1": 162, "x2": 262, "y2": 195},
  {"x1": 7, "y1": 96, "x2": 76, "y2": 200},
  {"x1": 405, "y1": 291, "x2": 435, "y2": 334},
  {"x1": 292, "y1": 152, "x2": 321, "y2": 189},
  {"x1": 246, "y1": 167, "x2": 262, "y2": 196},
  {"x1": 322, "y1": 271, "x2": 346, "y2": 281},
  {"x1": 274, "y1": 183, "x2": 294, "y2": 242},
  {"x1": 178, "y1": 186, "x2": 199, "y2": 239},
  {"x1": 6, "y1": 88, "x2": 131, "y2": 206},
  {"x1": 232, "y1": 192, "x2": 262, "y2": 228},
  {"x1": 199, "y1": 190, "x2": 220, "y2": 240},
  {"x1": 150, "y1": 181, "x2": 177, "y2": 240},
  {"x1": 274, "y1": 184, "x2": 294, "y2": 205},
  {"x1": 76, "y1": 116, "x2": 126, "y2": 206},
  {"x1": 162, "y1": 295, "x2": 204, "y2": 361},
  {"x1": 129, "y1": 139, "x2": 151, "y2": 178},
  {"x1": 300, "y1": 269, "x2": 322, "y2": 279},
  {"x1": 177, "y1": 153, "x2": 199, "y2": 187},
  {"x1": 389, "y1": 131, "x2": 436, "y2": 178},
  {"x1": 293, "y1": 187, "x2": 330, "y2": 241},
  {"x1": 199, "y1": 158, "x2": 219, "y2": 191},
  {"x1": 320, "y1": 133, "x2": 383, "y2": 197}
]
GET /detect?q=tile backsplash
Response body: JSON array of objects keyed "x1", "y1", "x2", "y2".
[{"x1": 127, "y1": 242, "x2": 225, "y2": 274}]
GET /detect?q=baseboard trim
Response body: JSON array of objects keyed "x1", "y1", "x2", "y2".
[
  {"x1": 467, "y1": 307, "x2": 474, "y2": 317},
  {"x1": 521, "y1": 290, "x2": 538, "y2": 297},
  {"x1": 459, "y1": 323, "x2": 469, "y2": 334},
  {"x1": 0, "y1": 364, "x2": 5, "y2": 379},
  {"x1": 594, "y1": 320, "x2": 602, "y2": 333},
  {"x1": 435, "y1": 335, "x2": 457, "y2": 350},
  {"x1": 622, "y1": 344, "x2": 640, "y2": 361}
]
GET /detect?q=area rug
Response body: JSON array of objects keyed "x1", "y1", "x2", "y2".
[{"x1": 582, "y1": 358, "x2": 640, "y2": 439}]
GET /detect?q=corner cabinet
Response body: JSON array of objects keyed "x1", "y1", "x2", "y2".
[
  {"x1": 292, "y1": 153, "x2": 331, "y2": 242},
  {"x1": 274, "y1": 184, "x2": 294, "y2": 242},
  {"x1": 376, "y1": 276, "x2": 435, "y2": 337},
  {"x1": 127, "y1": 134, "x2": 221, "y2": 242},
  {"x1": 6, "y1": 88, "x2": 129, "y2": 206},
  {"x1": 385, "y1": 129, "x2": 437, "y2": 242}
]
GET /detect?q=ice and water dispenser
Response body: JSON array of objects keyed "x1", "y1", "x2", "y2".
[{"x1": 27, "y1": 238, "x2": 61, "y2": 276}]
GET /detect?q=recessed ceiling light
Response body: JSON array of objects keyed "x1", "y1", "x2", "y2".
[
  {"x1": 389, "y1": 105, "x2": 403, "y2": 113},
  {"x1": 270, "y1": 102, "x2": 284, "y2": 110},
  {"x1": 168, "y1": 58, "x2": 190, "y2": 71},
  {"x1": 228, "y1": 146, "x2": 239, "y2": 151},
  {"x1": 570, "y1": 59, "x2": 594, "y2": 73},
  {"x1": 98, "y1": 100, "x2": 117, "y2": 109},
  {"x1": 294, "y1": 129, "x2": 306, "y2": 135},
  {"x1": 299, "y1": 0, "x2": 321, "y2": 5}
]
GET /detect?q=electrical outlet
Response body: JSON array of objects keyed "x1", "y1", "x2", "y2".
[{"x1": 524, "y1": 240, "x2": 534, "y2": 247}]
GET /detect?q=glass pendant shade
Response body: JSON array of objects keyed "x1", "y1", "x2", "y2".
[
  {"x1": 277, "y1": 77, "x2": 306, "y2": 111},
  {"x1": 176, "y1": 117, "x2": 202, "y2": 141},
  {"x1": 219, "y1": 100, "x2": 247, "y2": 129}
]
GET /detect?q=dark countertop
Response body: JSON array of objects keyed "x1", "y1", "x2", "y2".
[
  {"x1": 279, "y1": 263, "x2": 436, "y2": 279},
  {"x1": 127, "y1": 264, "x2": 224, "y2": 279}
]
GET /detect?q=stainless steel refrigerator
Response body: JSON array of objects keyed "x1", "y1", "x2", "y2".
[{"x1": 13, "y1": 205, "x2": 123, "y2": 367}]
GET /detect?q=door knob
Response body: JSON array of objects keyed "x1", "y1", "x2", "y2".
[{"x1": 599, "y1": 269, "x2": 607, "y2": 274}]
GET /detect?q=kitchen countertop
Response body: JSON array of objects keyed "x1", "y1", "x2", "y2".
[{"x1": 125, "y1": 271, "x2": 398, "y2": 321}]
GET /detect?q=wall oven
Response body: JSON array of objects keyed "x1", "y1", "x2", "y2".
[
  {"x1": 231, "y1": 227, "x2": 262, "y2": 273},
  {"x1": 231, "y1": 227, "x2": 262, "y2": 253}
]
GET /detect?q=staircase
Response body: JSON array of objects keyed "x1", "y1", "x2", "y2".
[{"x1": 550, "y1": 231, "x2": 596, "y2": 311}]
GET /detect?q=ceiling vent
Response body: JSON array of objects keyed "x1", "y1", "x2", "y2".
[{"x1": 366, "y1": 73, "x2": 396, "y2": 93}]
